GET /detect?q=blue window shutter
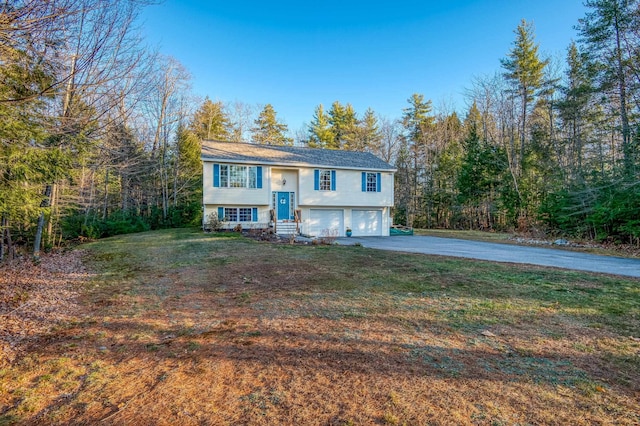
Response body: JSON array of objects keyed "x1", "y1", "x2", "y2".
[
  {"x1": 213, "y1": 164, "x2": 220, "y2": 187},
  {"x1": 361, "y1": 172, "x2": 366, "y2": 192},
  {"x1": 256, "y1": 166, "x2": 262, "y2": 188},
  {"x1": 217, "y1": 207, "x2": 224, "y2": 220},
  {"x1": 314, "y1": 169, "x2": 319, "y2": 190},
  {"x1": 252, "y1": 207, "x2": 258, "y2": 222},
  {"x1": 376, "y1": 172, "x2": 381, "y2": 192},
  {"x1": 331, "y1": 170, "x2": 336, "y2": 191}
]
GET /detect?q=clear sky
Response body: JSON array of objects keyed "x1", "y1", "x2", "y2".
[{"x1": 139, "y1": 0, "x2": 588, "y2": 135}]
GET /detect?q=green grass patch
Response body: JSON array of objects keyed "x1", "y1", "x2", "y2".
[
  {"x1": 83, "y1": 228, "x2": 640, "y2": 335},
  {"x1": 414, "y1": 228, "x2": 514, "y2": 242}
]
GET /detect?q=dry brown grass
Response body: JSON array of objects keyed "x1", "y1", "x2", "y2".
[{"x1": 1, "y1": 228, "x2": 639, "y2": 425}]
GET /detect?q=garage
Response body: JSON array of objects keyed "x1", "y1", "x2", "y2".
[
  {"x1": 351, "y1": 209, "x2": 382, "y2": 236},
  {"x1": 309, "y1": 209, "x2": 344, "y2": 237}
]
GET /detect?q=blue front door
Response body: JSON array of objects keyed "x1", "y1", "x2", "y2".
[{"x1": 277, "y1": 192, "x2": 290, "y2": 220}]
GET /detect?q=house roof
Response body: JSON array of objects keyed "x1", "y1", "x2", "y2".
[{"x1": 201, "y1": 140, "x2": 396, "y2": 171}]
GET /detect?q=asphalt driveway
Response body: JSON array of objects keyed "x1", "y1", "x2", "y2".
[{"x1": 336, "y1": 235, "x2": 640, "y2": 278}]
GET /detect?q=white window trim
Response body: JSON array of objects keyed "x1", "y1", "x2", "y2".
[
  {"x1": 319, "y1": 170, "x2": 332, "y2": 191},
  {"x1": 219, "y1": 164, "x2": 259, "y2": 189},
  {"x1": 366, "y1": 172, "x2": 378, "y2": 192},
  {"x1": 221, "y1": 207, "x2": 256, "y2": 222}
]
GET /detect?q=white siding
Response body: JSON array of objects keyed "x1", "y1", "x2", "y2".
[
  {"x1": 204, "y1": 162, "x2": 394, "y2": 209},
  {"x1": 271, "y1": 168, "x2": 298, "y2": 193},
  {"x1": 298, "y1": 168, "x2": 394, "y2": 207},
  {"x1": 202, "y1": 162, "x2": 270, "y2": 205}
]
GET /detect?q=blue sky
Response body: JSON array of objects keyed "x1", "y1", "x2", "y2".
[{"x1": 139, "y1": 1, "x2": 587, "y2": 135}]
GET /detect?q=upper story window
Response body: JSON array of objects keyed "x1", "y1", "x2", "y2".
[
  {"x1": 319, "y1": 170, "x2": 332, "y2": 190},
  {"x1": 366, "y1": 172, "x2": 377, "y2": 192},
  {"x1": 362, "y1": 172, "x2": 381, "y2": 193},
  {"x1": 214, "y1": 164, "x2": 262, "y2": 188},
  {"x1": 314, "y1": 169, "x2": 336, "y2": 191}
]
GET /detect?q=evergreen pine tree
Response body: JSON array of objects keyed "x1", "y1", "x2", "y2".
[
  {"x1": 577, "y1": 0, "x2": 639, "y2": 176},
  {"x1": 308, "y1": 104, "x2": 334, "y2": 148},
  {"x1": 251, "y1": 104, "x2": 292, "y2": 146},
  {"x1": 351, "y1": 108, "x2": 382, "y2": 152},
  {"x1": 457, "y1": 105, "x2": 508, "y2": 230},
  {"x1": 557, "y1": 42, "x2": 597, "y2": 181},
  {"x1": 190, "y1": 99, "x2": 233, "y2": 141},
  {"x1": 400, "y1": 93, "x2": 435, "y2": 227},
  {"x1": 501, "y1": 19, "x2": 548, "y2": 173},
  {"x1": 328, "y1": 101, "x2": 358, "y2": 149}
]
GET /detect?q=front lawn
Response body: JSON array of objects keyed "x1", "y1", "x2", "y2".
[{"x1": 1, "y1": 228, "x2": 639, "y2": 425}]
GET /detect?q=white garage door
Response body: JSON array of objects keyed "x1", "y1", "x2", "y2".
[
  {"x1": 309, "y1": 209, "x2": 344, "y2": 237},
  {"x1": 352, "y1": 210, "x2": 382, "y2": 236}
]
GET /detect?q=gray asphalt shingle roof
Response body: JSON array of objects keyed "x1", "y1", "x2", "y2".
[{"x1": 201, "y1": 140, "x2": 396, "y2": 171}]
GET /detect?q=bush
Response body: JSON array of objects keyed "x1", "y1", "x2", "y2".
[
  {"x1": 61, "y1": 210, "x2": 150, "y2": 239},
  {"x1": 167, "y1": 201, "x2": 202, "y2": 228},
  {"x1": 539, "y1": 177, "x2": 640, "y2": 244},
  {"x1": 57, "y1": 201, "x2": 203, "y2": 242},
  {"x1": 101, "y1": 216, "x2": 150, "y2": 237},
  {"x1": 317, "y1": 228, "x2": 338, "y2": 245},
  {"x1": 204, "y1": 213, "x2": 222, "y2": 231}
]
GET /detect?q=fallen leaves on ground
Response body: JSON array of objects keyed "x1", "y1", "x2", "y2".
[{"x1": 0, "y1": 251, "x2": 88, "y2": 365}]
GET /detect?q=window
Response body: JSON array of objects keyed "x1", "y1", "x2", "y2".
[
  {"x1": 314, "y1": 169, "x2": 336, "y2": 191},
  {"x1": 214, "y1": 164, "x2": 262, "y2": 188},
  {"x1": 224, "y1": 208, "x2": 238, "y2": 222},
  {"x1": 320, "y1": 170, "x2": 332, "y2": 190},
  {"x1": 238, "y1": 208, "x2": 253, "y2": 222},
  {"x1": 220, "y1": 164, "x2": 229, "y2": 187},
  {"x1": 366, "y1": 172, "x2": 377, "y2": 192},
  {"x1": 248, "y1": 167, "x2": 258, "y2": 188},
  {"x1": 289, "y1": 193, "x2": 295, "y2": 218},
  {"x1": 362, "y1": 172, "x2": 381, "y2": 192},
  {"x1": 229, "y1": 165, "x2": 246, "y2": 187},
  {"x1": 218, "y1": 207, "x2": 258, "y2": 222}
]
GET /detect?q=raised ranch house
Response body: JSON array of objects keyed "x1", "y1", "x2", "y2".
[{"x1": 201, "y1": 140, "x2": 396, "y2": 237}]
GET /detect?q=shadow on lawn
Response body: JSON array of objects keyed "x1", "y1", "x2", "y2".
[
  {"x1": 27, "y1": 316, "x2": 637, "y2": 392},
  {"x1": 6, "y1": 309, "x2": 638, "y2": 425}
]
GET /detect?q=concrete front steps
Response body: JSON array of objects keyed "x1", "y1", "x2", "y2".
[{"x1": 275, "y1": 222, "x2": 298, "y2": 236}]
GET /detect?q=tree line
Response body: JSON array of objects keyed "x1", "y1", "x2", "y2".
[
  {"x1": 306, "y1": 3, "x2": 640, "y2": 246},
  {"x1": 2, "y1": 0, "x2": 639, "y2": 261}
]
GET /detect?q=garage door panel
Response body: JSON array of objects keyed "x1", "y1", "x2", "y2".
[
  {"x1": 352, "y1": 210, "x2": 382, "y2": 236},
  {"x1": 309, "y1": 209, "x2": 344, "y2": 237}
]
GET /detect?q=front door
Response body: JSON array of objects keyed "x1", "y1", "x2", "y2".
[{"x1": 277, "y1": 192, "x2": 290, "y2": 220}]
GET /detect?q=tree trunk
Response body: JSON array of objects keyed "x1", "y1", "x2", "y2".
[
  {"x1": 0, "y1": 214, "x2": 6, "y2": 262},
  {"x1": 33, "y1": 184, "x2": 52, "y2": 258},
  {"x1": 162, "y1": 165, "x2": 168, "y2": 221},
  {"x1": 520, "y1": 89, "x2": 528, "y2": 173},
  {"x1": 3, "y1": 217, "x2": 14, "y2": 262},
  {"x1": 173, "y1": 158, "x2": 179, "y2": 208},
  {"x1": 103, "y1": 168, "x2": 109, "y2": 220},
  {"x1": 46, "y1": 183, "x2": 58, "y2": 246},
  {"x1": 613, "y1": 9, "x2": 633, "y2": 175},
  {"x1": 84, "y1": 169, "x2": 95, "y2": 227},
  {"x1": 160, "y1": 134, "x2": 169, "y2": 221}
]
